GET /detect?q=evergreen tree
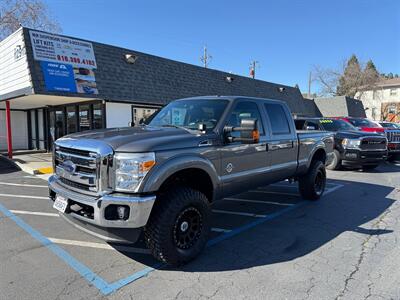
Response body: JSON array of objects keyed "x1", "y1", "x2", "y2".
[
  {"x1": 365, "y1": 60, "x2": 379, "y2": 79},
  {"x1": 336, "y1": 54, "x2": 362, "y2": 96}
]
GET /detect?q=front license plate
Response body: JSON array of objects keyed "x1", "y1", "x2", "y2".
[{"x1": 53, "y1": 195, "x2": 68, "y2": 213}]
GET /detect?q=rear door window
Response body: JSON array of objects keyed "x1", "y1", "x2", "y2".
[{"x1": 264, "y1": 103, "x2": 291, "y2": 135}]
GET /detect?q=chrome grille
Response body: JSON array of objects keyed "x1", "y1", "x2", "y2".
[
  {"x1": 360, "y1": 137, "x2": 387, "y2": 151},
  {"x1": 55, "y1": 146, "x2": 99, "y2": 194},
  {"x1": 386, "y1": 130, "x2": 400, "y2": 143}
]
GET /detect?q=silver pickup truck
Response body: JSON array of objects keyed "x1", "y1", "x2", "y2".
[{"x1": 49, "y1": 96, "x2": 334, "y2": 265}]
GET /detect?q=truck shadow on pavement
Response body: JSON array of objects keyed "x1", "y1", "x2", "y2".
[
  {"x1": 0, "y1": 156, "x2": 20, "y2": 174},
  {"x1": 119, "y1": 178, "x2": 396, "y2": 273}
]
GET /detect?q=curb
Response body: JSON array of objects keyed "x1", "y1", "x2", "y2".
[{"x1": 33, "y1": 167, "x2": 54, "y2": 175}]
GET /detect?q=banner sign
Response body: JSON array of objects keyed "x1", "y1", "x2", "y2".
[
  {"x1": 29, "y1": 30, "x2": 97, "y2": 69},
  {"x1": 41, "y1": 61, "x2": 99, "y2": 95},
  {"x1": 31, "y1": 30, "x2": 99, "y2": 95},
  {"x1": 41, "y1": 61, "x2": 77, "y2": 92}
]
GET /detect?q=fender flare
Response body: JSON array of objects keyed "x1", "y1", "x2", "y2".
[
  {"x1": 306, "y1": 143, "x2": 327, "y2": 169},
  {"x1": 139, "y1": 154, "x2": 220, "y2": 196}
]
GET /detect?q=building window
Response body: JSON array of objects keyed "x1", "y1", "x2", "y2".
[
  {"x1": 93, "y1": 103, "x2": 103, "y2": 129},
  {"x1": 67, "y1": 106, "x2": 77, "y2": 134},
  {"x1": 372, "y1": 90, "x2": 378, "y2": 100},
  {"x1": 132, "y1": 106, "x2": 159, "y2": 126},
  {"x1": 390, "y1": 88, "x2": 397, "y2": 96},
  {"x1": 371, "y1": 107, "x2": 377, "y2": 120},
  {"x1": 388, "y1": 105, "x2": 397, "y2": 114},
  {"x1": 79, "y1": 105, "x2": 91, "y2": 131}
]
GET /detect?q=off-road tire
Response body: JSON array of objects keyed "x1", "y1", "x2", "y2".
[
  {"x1": 326, "y1": 149, "x2": 342, "y2": 170},
  {"x1": 298, "y1": 160, "x2": 326, "y2": 201},
  {"x1": 145, "y1": 187, "x2": 211, "y2": 266}
]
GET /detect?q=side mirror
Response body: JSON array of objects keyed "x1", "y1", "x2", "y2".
[{"x1": 224, "y1": 118, "x2": 260, "y2": 144}]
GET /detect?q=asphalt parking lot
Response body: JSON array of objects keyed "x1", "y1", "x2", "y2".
[{"x1": 0, "y1": 158, "x2": 399, "y2": 300}]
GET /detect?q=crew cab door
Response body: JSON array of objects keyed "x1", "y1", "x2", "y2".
[
  {"x1": 220, "y1": 100, "x2": 270, "y2": 196},
  {"x1": 263, "y1": 102, "x2": 298, "y2": 180}
]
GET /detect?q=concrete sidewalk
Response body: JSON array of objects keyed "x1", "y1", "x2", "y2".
[{"x1": 1, "y1": 152, "x2": 53, "y2": 178}]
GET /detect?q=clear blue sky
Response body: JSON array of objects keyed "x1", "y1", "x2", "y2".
[{"x1": 45, "y1": 0, "x2": 400, "y2": 94}]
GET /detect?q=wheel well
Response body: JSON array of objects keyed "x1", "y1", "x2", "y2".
[
  {"x1": 158, "y1": 168, "x2": 214, "y2": 202},
  {"x1": 312, "y1": 148, "x2": 326, "y2": 164}
]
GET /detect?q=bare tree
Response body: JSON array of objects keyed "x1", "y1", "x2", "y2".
[
  {"x1": 313, "y1": 55, "x2": 380, "y2": 98},
  {"x1": 312, "y1": 64, "x2": 343, "y2": 96},
  {"x1": 0, "y1": 0, "x2": 61, "y2": 40}
]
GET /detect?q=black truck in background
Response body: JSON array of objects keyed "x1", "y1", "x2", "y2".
[{"x1": 295, "y1": 118, "x2": 387, "y2": 170}]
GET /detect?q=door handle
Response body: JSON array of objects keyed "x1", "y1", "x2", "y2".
[{"x1": 259, "y1": 142, "x2": 268, "y2": 151}]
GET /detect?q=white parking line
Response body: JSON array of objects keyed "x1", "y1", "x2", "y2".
[
  {"x1": 211, "y1": 227, "x2": 232, "y2": 233},
  {"x1": 0, "y1": 193, "x2": 48, "y2": 200},
  {"x1": 224, "y1": 197, "x2": 294, "y2": 206},
  {"x1": 9, "y1": 210, "x2": 58, "y2": 217},
  {"x1": 212, "y1": 209, "x2": 266, "y2": 218},
  {"x1": 0, "y1": 182, "x2": 47, "y2": 188},
  {"x1": 324, "y1": 184, "x2": 344, "y2": 195},
  {"x1": 252, "y1": 190, "x2": 298, "y2": 196},
  {"x1": 47, "y1": 238, "x2": 151, "y2": 254}
]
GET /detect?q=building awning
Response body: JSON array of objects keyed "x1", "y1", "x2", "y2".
[{"x1": 0, "y1": 94, "x2": 100, "y2": 110}]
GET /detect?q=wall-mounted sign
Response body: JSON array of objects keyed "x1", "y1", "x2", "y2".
[
  {"x1": 41, "y1": 61, "x2": 99, "y2": 95},
  {"x1": 14, "y1": 45, "x2": 26, "y2": 62},
  {"x1": 31, "y1": 30, "x2": 99, "y2": 95},
  {"x1": 41, "y1": 61, "x2": 76, "y2": 92},
  {"x1": 29, "y1": 30, "x2": 97, "y2": 69}
]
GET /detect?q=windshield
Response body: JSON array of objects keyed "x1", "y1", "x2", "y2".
[
  {"x1": 348, "y1": 118, "x2": 381, "y2": 128},
  {"x1": 319, "y1": 119, "x2": 356, "y2": 131},
  {"x1": 146, "y1": 99, "x2": 229, "y2": 130},
  {"x1": 380, "y1": 122, "x2": 400, "y2": 129}
]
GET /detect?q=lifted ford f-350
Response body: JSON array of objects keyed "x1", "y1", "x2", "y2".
[{"x1": 49, "y1": 96, "x2": 334, "y2": 265}]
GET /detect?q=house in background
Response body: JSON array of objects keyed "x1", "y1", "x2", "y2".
[{"x1": 355, "y1": 78, "x2": 400, "y2": 122}]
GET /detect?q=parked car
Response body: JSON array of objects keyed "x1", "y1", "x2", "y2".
[
  {"x1": 335, "y1": 117, "x2": 385, "y2": 134},
  {"x1": 379, "y1": 121, "x2": 400, "y2": 129},
  {"x1": 49, "y1": 96, "x2": 334, "y2": 265},
  {"x1": 378, "y1": 122, "x2": 400, "y2": 160},
  {"x1": 295, "y1": 117, "x2": 387, "y2": 170},
  {"x1": 337, "y1": 117, "x2": 400, "y2": 161}
]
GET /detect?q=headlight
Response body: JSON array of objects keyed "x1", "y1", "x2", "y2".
[
  {"x1": 342, "y1": 138, "x2": 361, "y2": 149},
  {"x1": 114, "y1": 152, "x2": 155, "y2": 192}
]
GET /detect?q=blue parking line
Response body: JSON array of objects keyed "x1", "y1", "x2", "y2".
[
  {"x1": 0, "y1": 203, "x2": 111, "y2": 294},
  {"x1": 0, "y1": 183, "x2": 343, "y2": 296}
]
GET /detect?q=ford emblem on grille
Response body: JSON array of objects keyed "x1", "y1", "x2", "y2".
[{"x1": 61, "y1": 160, "x2": 77, "y2": 174}]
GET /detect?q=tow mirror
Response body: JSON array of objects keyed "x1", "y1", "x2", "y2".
[{"x1": 224, "y1": 118, "x2": 259, "y2": 144}]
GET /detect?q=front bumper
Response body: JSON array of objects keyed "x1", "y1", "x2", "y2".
[
  {"x1": 341, "y1": 149, "x2": 387, "y2": 166},
  {"x1": 48, "y1": 175, "x2": 156, "y2": 243},
  {"x1": 388, "y1": 142, "x2": 400, "y2": 154}
]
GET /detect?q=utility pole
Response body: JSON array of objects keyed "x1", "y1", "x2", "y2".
[
  {"x1": 250, "y1": 60, "x2": 259, "y2": 79},
  {"x1": 200, "y1": 46, "x2": 212, "y2": 68},
  {"x1": 308, "y1": 71, "x2": 312, "y2": 98}
]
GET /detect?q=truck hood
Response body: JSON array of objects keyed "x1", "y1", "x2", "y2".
[
  {"x1": 335, "y1": 130, "x2": 384, "y2": 139},
  {"x1": 57, "y1": 126, "x2": 212, "y2": 152}
]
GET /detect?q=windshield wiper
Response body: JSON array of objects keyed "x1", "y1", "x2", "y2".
[{"x1": 161, "y1": 124, "x2": 200, "y2": 133}]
